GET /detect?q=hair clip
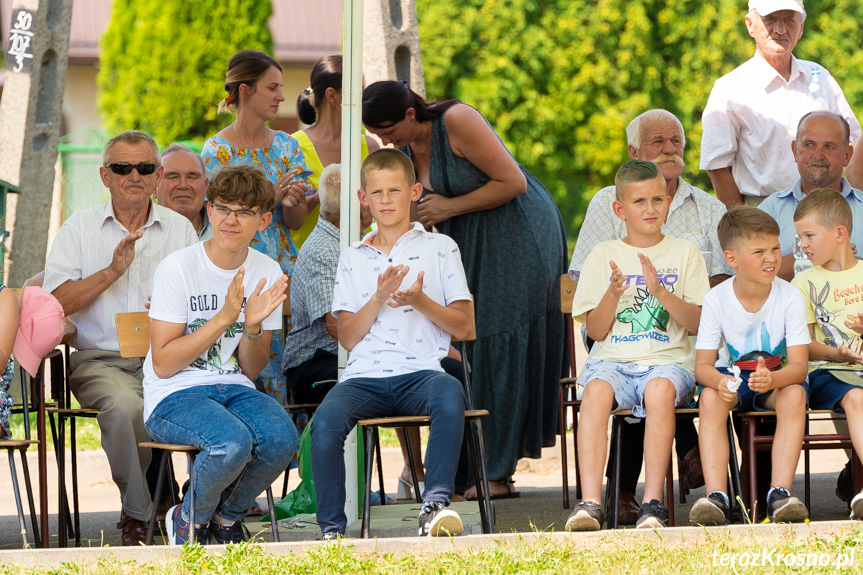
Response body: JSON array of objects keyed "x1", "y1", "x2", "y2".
[{"x1": 306, "y1": 87, "x2": 314, "y2": 95}]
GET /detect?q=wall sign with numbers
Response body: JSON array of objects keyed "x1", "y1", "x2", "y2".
[{"x1": 6, "y1": 8, "x2": 35, "y2": 73}]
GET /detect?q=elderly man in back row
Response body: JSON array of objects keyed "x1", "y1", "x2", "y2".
[
  {"x1": 43, "y1": 131, "x2": 197, "y2": 545},
  {"x1": 700, "y1": 0, "x2": 861, "y2": 209},
  {"x1": 155, "y1": 143, "x2": 212, "y2": 241},
  {"x1": 569, "y1": 109, "x2": 730, "y2": 523}
]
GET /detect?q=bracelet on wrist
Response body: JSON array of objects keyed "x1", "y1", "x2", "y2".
[{"x1": 243, "y1": 324, "x2": 264, "y2": 339}]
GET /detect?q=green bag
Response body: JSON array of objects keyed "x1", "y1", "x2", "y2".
[{"x1": 266, "y1": 417, "x2": 365, "y2": 521}]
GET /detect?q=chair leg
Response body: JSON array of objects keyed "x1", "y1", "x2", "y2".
[
  {"x1": 145, "y1": 450, "x2": 169, "y2": 545},
  {"x1": 361, "y1": 426, "x2": 374, "y2": 538},
  {"x1": 402, "y1": 426, "x2": 422, "y2": 503},
  {"x1": 167, "y1": 456, "x2": 179, "y2": 505},
  {"x1": 58, "y1": 414, "x2": 68, "y2": 547},
  {"x1": 606, "y1": 417, "x2": 622, "y2": 529},
  {"x1": 266, "y1": 487, "x2": 279, "y2": 542},
  {"x1": 677, "y1": 449, "x2": 687, "y2": 504},
  {"x1": 573, "y1": 403, "x2": 581, "y2": 500},
  {"x1": 374, "y1": 427, "x2": 387, "y2": 505},
  {"x1": 19, "y1": 450, "x2": 41, "y2": 548},
  {"x1": 466, "y1": 418, "x2": 493, "y2": 534},
  {"x1": 726, "y1": 416, "x2": 743, "y2": 524},
  {"x1": 559, "y1": 385, "x2": 569, "y2": 509},
  {"x1": 49, "y1": 412, "x2": 74, "y2": 540},
  {"x1": 745, "y1": 418, "x2": 758, "y2": 521},
  {"x1": 281, "y1": 466, "x2": 291, "y2": 499},
  {"x1": 188, "y1": 453, "x2": 197, "y2": 541},
  {"x1": 804, "y1": 416, "x2": 811, "y2": 511},
  {"x1": 8, "y1": 449, "x2": 30, "y2": 548},
  {"x1": 665, "y1": 456, "x2": 674, "y2": 527},
  {"x1": 71, "y1": 417, "x2": 82, "y2": 546}
]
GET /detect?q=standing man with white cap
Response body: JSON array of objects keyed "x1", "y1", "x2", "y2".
[{"x1": 701, "y1": 0, "x2": 862, "y2": 210}]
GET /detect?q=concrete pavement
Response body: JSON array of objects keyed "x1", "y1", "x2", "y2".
[{"x1": 0, "y1": 417, "x2": 855, "y2": 553}]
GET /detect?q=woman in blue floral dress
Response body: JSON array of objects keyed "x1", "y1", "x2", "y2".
[{"x1": 202, "y1": 50, "x2": 315, "y2": 405}]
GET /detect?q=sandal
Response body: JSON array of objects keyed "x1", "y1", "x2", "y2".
[{"x1": 465, "y1": 477, "x2": 520, "y2": 501}]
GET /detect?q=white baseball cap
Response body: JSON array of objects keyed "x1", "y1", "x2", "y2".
[{"x1": 748, "y1": 0, "x2": 805, "y2": 16}]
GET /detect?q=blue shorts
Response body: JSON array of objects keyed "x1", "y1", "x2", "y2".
[
  {"x1": 809, "y1": 369, "x2": 863, "y2": 413},
  {"x1": 702, "y1": 367, "x2": 810, "y2": 412},
  {"x1": 581, "y1": 359, "x2": 695, "y2": 418}
]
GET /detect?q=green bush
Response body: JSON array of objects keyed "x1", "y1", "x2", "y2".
[
  {"x1": 417, "y1": 0, "x2": 863, "y2": 243},
  {"x1": 97, "y1": 0, "x2": 274, "y2": 145}
]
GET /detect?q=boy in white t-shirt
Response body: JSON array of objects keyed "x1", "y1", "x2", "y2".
[
  {"x1": 791, "y1": 189, "x2": 863, "y2": 519},
  {"x1": 566, "y1": 160, "x2": 710, "y2": 531},
  {"x1": 311, "y1": 149, "x2": 473, "y2": 539},
  {"x1": 143, "y1": 165, "x2": 298, "y2": 545},
  {"x1": 691, "y1": 207, "x2": 810, "y2": 526}
]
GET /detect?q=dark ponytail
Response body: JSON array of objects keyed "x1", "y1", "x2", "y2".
[{"x1": 296, "y1": 54, "x2": 343, "y2": 125}]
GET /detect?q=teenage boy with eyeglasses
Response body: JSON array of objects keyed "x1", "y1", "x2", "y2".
[
  {"x1": 143, "y1": 164, "x2": 298, "y2": 545},
  {"x1": 43, "y1": 131, "x2": 198, "y2": 545}
]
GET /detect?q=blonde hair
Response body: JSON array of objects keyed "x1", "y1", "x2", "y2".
[
  {"x1": 794, "y1": 188, "x2": 853, "y2": 233},
  {"x1": 360, "y1": 149, "x2": 415, "y2": 191}
]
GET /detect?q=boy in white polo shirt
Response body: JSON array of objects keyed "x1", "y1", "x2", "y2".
[
  {"x1": 311, "y1": 149, "x2": 473, "y2": 539},
  {"x1": 143, "y1": 165, "x2": 298, "y2": 545}
]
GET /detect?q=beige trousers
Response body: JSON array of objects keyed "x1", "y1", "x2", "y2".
[{"x1": 69, "y1": 350, "x2": 153, "y2": 522}]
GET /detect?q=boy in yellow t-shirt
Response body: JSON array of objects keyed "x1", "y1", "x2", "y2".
[
  {"x1": 566, "y1": 160, "x2": 709, "y2": 531},
  {"x1": 792, "y1": 188, "x2": 863, "y2": 520}
]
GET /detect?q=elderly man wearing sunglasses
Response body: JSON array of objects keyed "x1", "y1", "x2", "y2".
[{"x1": 43, "y1": 130, "x2": 198, "y2": 545}]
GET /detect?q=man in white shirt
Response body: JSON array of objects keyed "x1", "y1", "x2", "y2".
[
  {"x1": 43, "y1": 131, "x2": 197, "y2": 545},
  {"x1": 700, "y1": 0, "x2": 861, "y2": 210},
  {"x1": 155, "y1": 143, "x2": 212, "y2": 241}
]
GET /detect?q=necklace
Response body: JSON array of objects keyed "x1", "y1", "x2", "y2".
[{"x1": 233, "y1": 123, "x2": 252, "y2": 150}]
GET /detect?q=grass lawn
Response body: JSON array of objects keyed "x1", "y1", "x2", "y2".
[{"x1": 2, "y1": 528, "x2": 863, "y2": 574}]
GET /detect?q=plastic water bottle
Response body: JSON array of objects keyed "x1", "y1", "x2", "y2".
[
  {"x1": 793, "y1": 234, "x2": 813, "y2": 276},
  {"x1": 808, "y1": 66, "x2": 829, "y2": 111}
]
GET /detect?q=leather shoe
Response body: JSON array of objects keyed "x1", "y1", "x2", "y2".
[
  {"x1": 117, "y1": 511, "x2": 147, "y2": 546},
  {"x1": 618, "y1": 490, "x2": 639, "y2": 525},
  {"x1": 681, "y1": 447, "x2": 705, "y2": 490}
]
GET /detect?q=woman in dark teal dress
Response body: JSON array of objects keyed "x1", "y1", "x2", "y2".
[{"x1": 362, "y1": 81, "x2": 567, "y2": 498}]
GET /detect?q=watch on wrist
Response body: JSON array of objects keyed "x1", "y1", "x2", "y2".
[{"x1": 243, "y1": 324, "x2": 264, "y2": 339}]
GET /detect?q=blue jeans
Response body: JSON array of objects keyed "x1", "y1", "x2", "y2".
[
  {"x1": 311, "y1": 370, "x2": 466, "y2": 534},
  {"x1": 145, "y1": 384, "x2": 298, "y2": 524}
]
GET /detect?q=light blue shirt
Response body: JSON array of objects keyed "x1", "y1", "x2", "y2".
[{"x1": 759, "y1": 178, "x2": 863, "y2": 257}]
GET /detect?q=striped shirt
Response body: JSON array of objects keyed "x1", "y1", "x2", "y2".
[
  {"x1": 43, "y1": 200, "x2": 197, "y2": 351},
  {"x1": 282, "y1": 217, "x2": 340, "y2": 370}
]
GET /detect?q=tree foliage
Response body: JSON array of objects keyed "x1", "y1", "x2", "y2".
[
  {"x1": 417, "y1": 0, "x2": 863, "y2": 242},
  {"x1": 97, "y1": 0, "x2": 274, "y2": 145}
]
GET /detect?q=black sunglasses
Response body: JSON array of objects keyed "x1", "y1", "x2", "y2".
[{"x1": 105, "y1": 163, "x2": 158, "y2": 176}]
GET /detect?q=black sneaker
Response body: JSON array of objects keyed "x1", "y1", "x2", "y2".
[
  {"x1": 321, "y1": 531, "x2": 342, "y2": 541},
  {"x1": 165, "y1": 504, "x2": 210, "y2": 545},
  {"x1": 635, "y1": 499, "x2": 669, "y2": 529},
  {"x1": 837, "y1": 459, "x2": 854, "y2": 510},
  {"x1": 564, "y1": 501, "x2": 604, "y2": 531},
  {"x1": 689, "y1": 491, "x2": 729, "y2": 526},
  {"x1": 209, "y1": 520, "x2": 250, "y2": 544},
  {"x1": 418, "y1": 502, "x2": 463, "y2": 536},
  {"x1": 767, "y1": 487, "x2": 808, "y2": 523}
]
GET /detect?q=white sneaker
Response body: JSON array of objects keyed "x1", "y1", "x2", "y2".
[{"x1": 850, "y1": 492, "x2": 863, "y2": 520}]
